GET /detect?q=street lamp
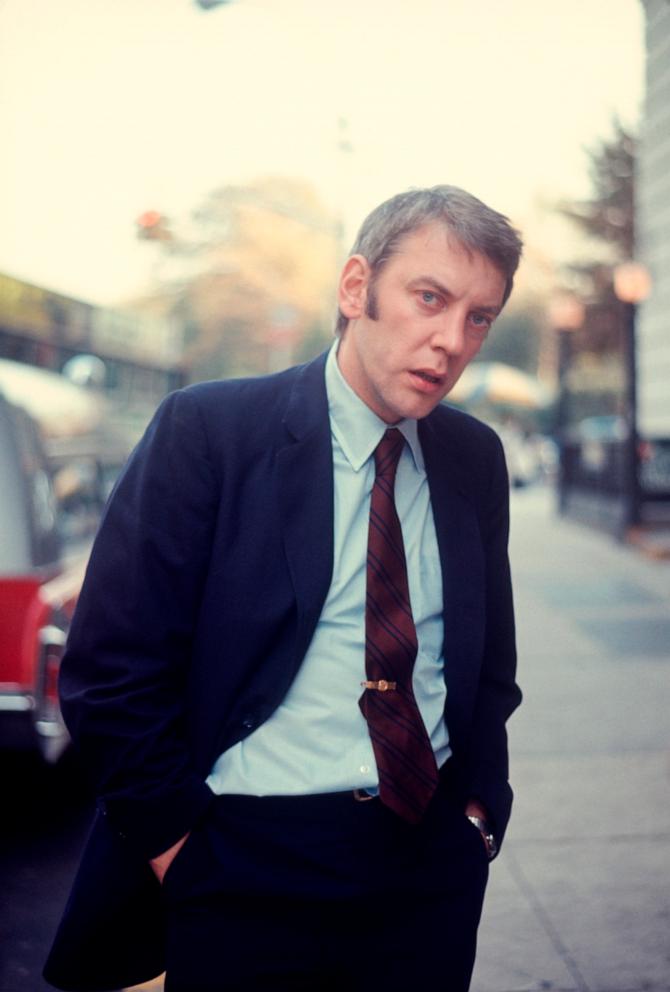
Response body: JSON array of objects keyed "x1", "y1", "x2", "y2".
[
  {"x1": 613, "y1": 262, "x2": 652, "y2": 533},
  {"x1": 548, "y1": 293, "x2": 585, "y2": 513}
]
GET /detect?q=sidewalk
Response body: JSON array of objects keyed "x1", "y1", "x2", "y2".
[{"x1": 472, "y1": 484, "x2": 670, "y2": 992}]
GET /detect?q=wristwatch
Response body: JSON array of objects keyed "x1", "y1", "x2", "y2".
[{"x1": 467, "y1": 815, "x2": 498, "y2": 861}]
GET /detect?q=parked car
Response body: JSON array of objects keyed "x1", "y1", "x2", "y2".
[
  {"x1": 0, "y1": 360, "x2": 128, "y2": 762},
  {"x1": 498, "y1": 423, "x2": 556, "y2": 488}
]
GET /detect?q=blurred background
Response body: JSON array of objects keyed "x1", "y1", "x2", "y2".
[
  {"x1": 0, "y1": 2, "x2": 668, "y2": 991},
  {"x1": 1, "y1": 0, "x2": 668, "y2": 534}
]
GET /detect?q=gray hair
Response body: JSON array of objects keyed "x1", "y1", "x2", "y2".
[{"x1": 335, "y1": 185, "x2": 523, "y2": 335}]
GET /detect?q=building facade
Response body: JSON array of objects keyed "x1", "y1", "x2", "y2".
[
  {"x1": 638, "y1": 0, "x2": 670, "y2": 438},
  {"x1": 0, "y1": 272, "x2": 184, "y2": 433}
]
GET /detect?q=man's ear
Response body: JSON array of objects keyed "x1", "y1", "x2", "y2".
[{"x1": 337, "y1": 254, "x2": 371, "y2": 322}]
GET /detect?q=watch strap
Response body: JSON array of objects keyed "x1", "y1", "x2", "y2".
[{"x1": 466, "y1": 814, "x2": 498, "y2": 860}]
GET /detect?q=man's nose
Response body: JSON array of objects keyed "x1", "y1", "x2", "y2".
[{"x1": 431, "y1": 312, "x2": 466, "y2": 355}]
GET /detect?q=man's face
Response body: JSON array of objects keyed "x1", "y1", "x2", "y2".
[{"x1": 336, "y1": 222, "x2": 507, "y2": 424}]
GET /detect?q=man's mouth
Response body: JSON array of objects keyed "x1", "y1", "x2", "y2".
[{"x1": 411, "y1": 369, "x2": 443, "y2": 385}]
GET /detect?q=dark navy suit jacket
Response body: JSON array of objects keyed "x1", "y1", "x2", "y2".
[{"x1": 45, "y1": 351, "x2": 520, "y2": 991}]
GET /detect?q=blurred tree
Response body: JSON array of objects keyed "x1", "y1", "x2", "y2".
[
  {"x1": 133, "y1": 177, "x2": 339, "y2": 381},
  {"x1": 559, "y1": 117, "x2": 635, "y2": 258},
  {"x1": 557, "y1": 117, "x2": 635, "y2": 359},
  {"x1": 552, "y1": 118, "x2": 636, "y2": 424}
]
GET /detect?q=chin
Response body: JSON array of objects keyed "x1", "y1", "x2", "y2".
[
  {"x1": 401, "y1": 402, "x2": 439, "y2": 422},
  {"x1": 377, "y1": 392, "x2": 442, "y2": 424}
]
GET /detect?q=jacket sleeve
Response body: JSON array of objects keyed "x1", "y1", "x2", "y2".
[
  {"x1": 59, "y1": 388, "x2": 218, "y2": 859},
  {"x1": 466, "y1": 433, "x2": 522, "y2": 848}
]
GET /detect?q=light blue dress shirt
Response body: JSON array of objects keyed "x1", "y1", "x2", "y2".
[{"x1": 206, "y1": 343, "x2": 450, "y2": 796}]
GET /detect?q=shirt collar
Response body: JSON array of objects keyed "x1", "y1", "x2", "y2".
[{"x1": 325, "y1": 341, "x2": 425, "y2": 474}]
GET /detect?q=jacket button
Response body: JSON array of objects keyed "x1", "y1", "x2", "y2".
[{"x1": 242, "y1": 716, "x2": 255, "y2": 729}]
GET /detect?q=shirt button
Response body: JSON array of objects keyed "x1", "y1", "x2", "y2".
[{"x1": 359, "y1": 764, "x2": 370, "y2": 774}]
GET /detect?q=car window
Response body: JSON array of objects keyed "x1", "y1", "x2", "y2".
[
  {"x1": 0, "y1": 399, "x2": 33, "y2": 573},
  {"x1": 0, "y1": 397, "x2": 59, "y2": 572}
]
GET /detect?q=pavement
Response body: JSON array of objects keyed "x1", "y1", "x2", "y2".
[
  {"x1": 471, "y1": 484, "x2": 670, "y2": 992},
  {"x1": 126, "y1": 484, "x2": 670, "y2": 992}
]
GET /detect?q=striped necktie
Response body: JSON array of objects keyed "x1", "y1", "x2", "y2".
[{"x1": 359, "y1": 428, "x2": 439, "y2": 823}]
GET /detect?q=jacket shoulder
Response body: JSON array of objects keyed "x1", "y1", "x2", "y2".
[
  {"x1": 421, "y1": 401, "x2": 508, "y2": 498},
  {"x1": 427, "y1": 402, "x2": 503, "y2": 452},
  {"x1": 180, "y1": 361, "x2": 303, "y2": 411},
  {"x1": 145, "y1": 361, "x2": 309, "y2": 450}
]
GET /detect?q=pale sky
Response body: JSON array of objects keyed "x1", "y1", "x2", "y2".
[{"x1": 0, "y1": 0, "x2": 645, "y2": 305}]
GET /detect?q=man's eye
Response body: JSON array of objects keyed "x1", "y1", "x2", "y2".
[
  {"x1": 470, "y1": 313, "x2": 492, "y2": 331},
  {"x1": 421, "y1": 291, "x2": 440, "y2": 306}
]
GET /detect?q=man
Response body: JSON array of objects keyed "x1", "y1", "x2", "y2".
[{"x1": 45, "y1": 185, "x2": 522, "y2": 992}]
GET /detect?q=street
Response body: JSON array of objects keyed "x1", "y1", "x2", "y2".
[
  {"x1": 0, "y1": 752, "x2": 94, "y2": 992},
  {"x1": 1, "y1": 482, "x2": 668, "y2": 992}
]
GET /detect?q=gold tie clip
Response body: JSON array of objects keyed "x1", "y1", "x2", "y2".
[{"x1": 361, "y1": 679, "x2": 397, "y2": 692}]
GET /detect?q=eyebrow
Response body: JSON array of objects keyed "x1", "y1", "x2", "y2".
[{"x1": 408, "y1": 276, "x2": 502, "y2": 316}]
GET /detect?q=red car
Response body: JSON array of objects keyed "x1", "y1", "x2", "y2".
[{"x1": 0, "y1": 360, "x2": 124, "y2": 762}]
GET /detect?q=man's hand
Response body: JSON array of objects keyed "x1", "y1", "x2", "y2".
[
  {"x1": 149, "y1": 832, "x2": 190, "y2": 884},
  {"x1": 465, "y1": 798, "x2": 489, "y2": 822}
]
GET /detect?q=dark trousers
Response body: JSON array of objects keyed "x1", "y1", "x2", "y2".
[{"x1": 162, "y1": 784, "x2": 489, "y2": 991}]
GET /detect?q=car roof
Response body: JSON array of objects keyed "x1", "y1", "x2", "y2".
[{"x1": 0, "y1": 358, "x2": 104, "y2": 438}]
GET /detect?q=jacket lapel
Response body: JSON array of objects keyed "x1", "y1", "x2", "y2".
[
  {"x1": 420, "y1": 414, "x2": 485, "y2": 689},
  {"x1": 275, "y1": 352, "x2": 335, "y2": 664}
]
